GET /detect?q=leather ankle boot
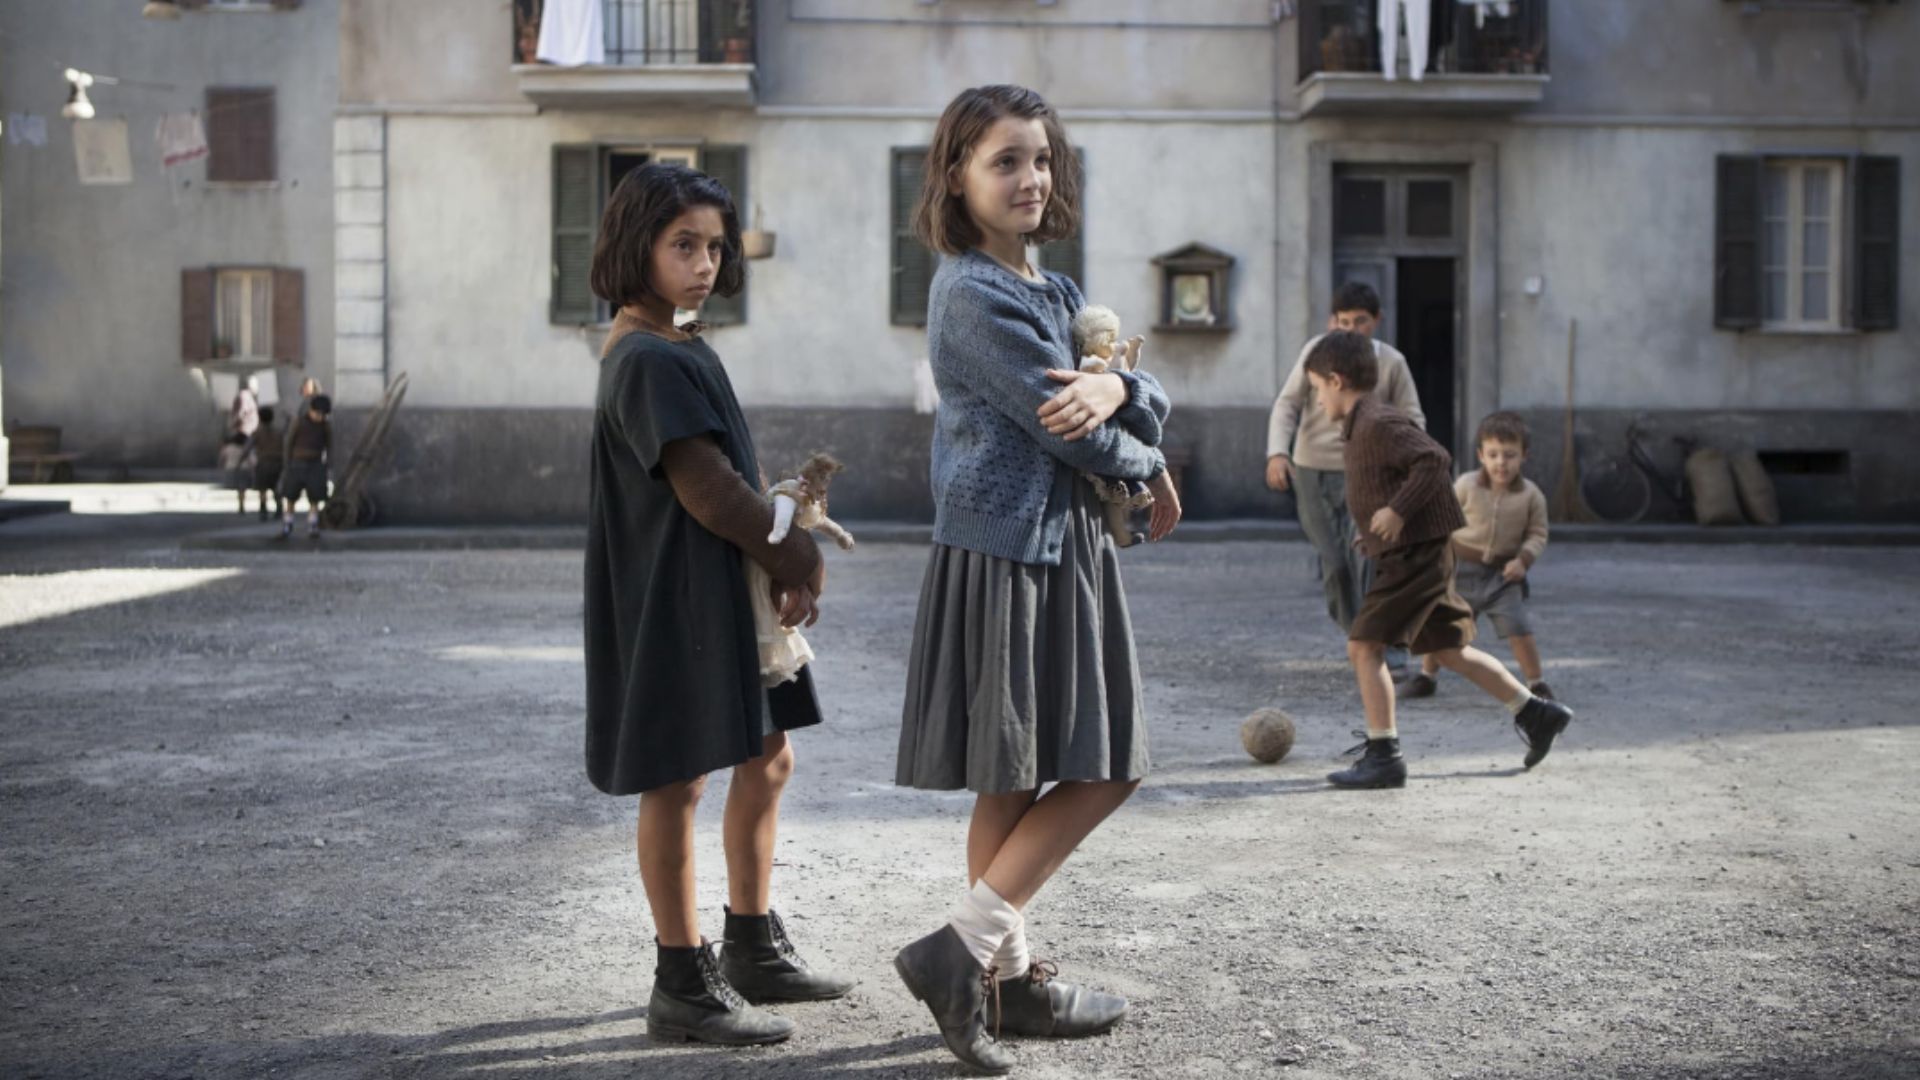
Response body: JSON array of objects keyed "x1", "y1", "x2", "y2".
[
  {"x1": 894, "y1": 926, "x2": 1015, "y2": 1074},
  {"x1": 647, "y1": 939, "x2": 796, "y2": 1046},
  {"x1": 1328, "y1": 736, "x2": 1408, "y2": 789},
  {"x1": 720, "y1": 906, "x2": 855, "y2": 1003},
  {"x1": 995, "y1": 959, "x2": 1128, "y2": 1038},
  {"x1": 1515, "y1": 696, "x2": 1573, "y2": 768}
]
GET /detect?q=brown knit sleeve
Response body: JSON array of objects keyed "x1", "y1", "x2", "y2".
[
  {"x1": 1383, "y1": 420, "x2": 1454, "y2": 523},
  {"x1": 660, "y1": 435, "x2": 822, "y2": 587}
]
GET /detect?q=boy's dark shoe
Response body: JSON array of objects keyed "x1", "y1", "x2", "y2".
[
  {"x1": 1515, "y1": 696, "x2": 1573, "y2": 768},
  {"x1": 1395, "y1": 672, "x2": 1437, "y2": 700},
  {"x1": 647, "y1": 939, "x2": 795, "y2": 1046},
  {"x1": 277, "y1": 522, "x2": 292, "y2": 541},
  {"x1": 894, "y1": 925, "x2": 1015, "y2": 1075},
  {"x1": 995, "y1": 960, "x2": 1127, "y2": 1038},
  {"x1": 720, "y1": 907, "x2": 855, "y2": 1004},
  {"x1": 1328, "y1": 737, "x2": 1407, "y2": 789},
  {"x1": 1528, "y1": 680, "x2": 1555, "y2": 701}
]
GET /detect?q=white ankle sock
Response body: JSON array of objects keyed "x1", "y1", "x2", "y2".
[
  {"x1": 991, "y1": 920, "x2": 1030, "y2": 977},
  {"x1": 948, "y1": 880, "x2": 1020, "y2": 973},
  {"x1": 1370, "y1": 727, "x2": 1398, "y2": 741},
  {"x1": 1505, "y1": 689, "x2": 1534, "y2": 715}
]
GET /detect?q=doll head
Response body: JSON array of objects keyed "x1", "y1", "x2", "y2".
[
  {"x1": 796, "y1": 452, "x2": 845, "y2": 500},
  {"x1": 1071, "y1": 305, "x2": 1122, "y2": 360}
]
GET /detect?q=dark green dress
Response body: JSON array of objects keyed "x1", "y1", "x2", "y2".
[{"x1": 585, "y1": 331, "x2": 823, "y2": 795}]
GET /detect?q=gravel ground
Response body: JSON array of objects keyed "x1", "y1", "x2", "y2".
[{"x1": 1, "y1": 510, "x2": 1915, "y2": 1079}]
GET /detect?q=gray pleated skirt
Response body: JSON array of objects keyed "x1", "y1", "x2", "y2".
[{"x1": 896, "y1": 478, "x2": 1150, "y2": 793}]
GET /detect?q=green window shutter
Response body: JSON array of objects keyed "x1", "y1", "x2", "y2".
[
  {"x1": 1035, "y1": 146, "x2": 1086, "y2": 292},
  {"x1": 701, "y1": 145, "x2": 749, "y2": 326},
  {"x1": 892, "y1": 146, "x2": 935, "y2": 326},
  {"x1": 551, "y1": 144, "x2": 598, "y2": 325},
  {"x1": 1852, "y1": 155, "x2": 1900, "y2": 331},
  {"x1": 1713, "y1": 155, "x2": 1763, "y2": 330}
]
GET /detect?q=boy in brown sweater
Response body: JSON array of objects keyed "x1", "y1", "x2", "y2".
[
  {"x1": 1399, "y1": 412, "x2": 1556, "y2": 702},
  {"x1": 1304, "y1": 333, "x2": 1573, "y2": 789}
]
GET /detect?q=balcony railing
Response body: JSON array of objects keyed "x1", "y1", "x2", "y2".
[
  {"x1": 513, "y1": 0, "x2": 756, "y2": 66},
  {"x1": 1299, "y1": 0, "x2": 1548, "y2": 81},
  {"x1": 511, "y1": 0, "x2": 758, "y2": 107}
]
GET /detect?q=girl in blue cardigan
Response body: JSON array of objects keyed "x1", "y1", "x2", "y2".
[{"x1": 891, "y1": 84, "x2": 1180, "y2": 1075}]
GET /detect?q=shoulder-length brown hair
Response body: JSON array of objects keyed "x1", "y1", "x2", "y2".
[
  {"x1": 912, "y1": 85, "x2": 1082, "y2": 256},
  {"x1": 591, "y1": 162, "x2": 746, "y2": 308}
]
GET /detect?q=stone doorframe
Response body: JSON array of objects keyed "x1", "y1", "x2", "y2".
[{"x1": 1307, "y1": 139, "x2": 1499, "y2": 456}]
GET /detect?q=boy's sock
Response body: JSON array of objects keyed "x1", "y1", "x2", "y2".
[
  {"x1": 991, "y1": 920, "x2": 1030, "y2": 978},
  {"x1": 1504, "y1": 688, "x2": 1535, "y2": 716},
  {"x1": 1371, "y1": 726, "x2": 1400, "y2": 741},
  {"x1": 948, "y1": 879, "x2": 1020, "y2": 973}
]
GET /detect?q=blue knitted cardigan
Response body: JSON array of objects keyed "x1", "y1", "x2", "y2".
[{"x1": 927, "y1": 248, "x2": 1171, "y2": 565}]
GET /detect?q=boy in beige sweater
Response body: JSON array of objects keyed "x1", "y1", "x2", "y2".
[
  {"x1": 1398, "y1": 412, "x2": 1556, "y2": 701},
  {"x1": 1266, "y1": 283, "x2": 1425, "y2": 674}
]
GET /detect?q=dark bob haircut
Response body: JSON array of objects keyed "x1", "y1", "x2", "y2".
[
  {"x1": 913, "y1": 84, "x2": 1082, "y2": 256},
  {"x1": 309, "y1": 394, "x2": 333, "y2": 415},
  {"x1": 1303, "y1": 330, "x2": 1379, "y2": 392},
  {"x1": 590, "y1": 162, "x2": 745, "y2": 308}
]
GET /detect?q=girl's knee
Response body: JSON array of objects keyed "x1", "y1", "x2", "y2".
[
  {"x1": 740, "y1": 737, "x2": 795, "y2": 789},
  {"x1": 645, "y1": 775, "x2": 708, "y2": 810}
]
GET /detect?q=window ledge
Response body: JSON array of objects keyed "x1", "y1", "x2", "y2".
[
  {"x1": 1754, "y1": 325, "x2": 1861, "y2": 337},
  {"x1": 203, "y1": 180, "x2": 283, "y2": 190}
]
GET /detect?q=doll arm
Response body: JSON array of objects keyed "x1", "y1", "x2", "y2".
[
  {"x1": 768, "y1": 493, "x2": 800, "y2": 544},
  {"x1": 660, "y1": 436, "x2": 821, "y2": 587},
  {"x1": 814, "y1": 514, "x2": 856, "y2": 551}
]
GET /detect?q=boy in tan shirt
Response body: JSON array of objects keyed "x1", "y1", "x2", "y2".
[
  {"x1": 1304, "y1": 334, "x2": 1573, "y2": 789},
  {"x1": 1266, "y1": 283, "x2": 1425, "y2": 675},
  {"x1": 1399, "y1": 412, "x2": 1556, "y2": 701}
]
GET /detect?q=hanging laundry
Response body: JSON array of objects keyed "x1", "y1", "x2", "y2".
[
  {"x1": 536, "y1": 0, "x2": 605, "y2": 66},
  {"x1": 1460, "y1": 0, "x2": 1514, "y2": 29},
  {"x1": 6, "y1": 112, "x2": 48, "y2": 147},
  {"x1": 156, "y1": 111, "x2": 209, "y2": 167},
  {"x1": 1377, "y1": 0, "x2": 1431, "y2": 82},
  {"x1": 73, "y1": 118, "x2": 133, "y2": 185}
]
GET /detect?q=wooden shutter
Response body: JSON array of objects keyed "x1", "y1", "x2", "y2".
[
  {"x1": 207, "y1": 87, "x2": 275, "y2": 182},
  {"x1": 1714, "y1": 155, "x2": 1763, "y2": 330},
  {"x1": 1852, "y1": 155, "x2": 1900, "y2": 331},
  {"x1": 701, "y1": 145, "x2": 748, "y2": 326},
  {"x1": 551, "y1": 144, "x2": 598, "y2": 324},
  {"x1": 892, "y1": 147, "x2": 935, "y2": 326},
  {"x1": 272, "y1": 268, "x2": 305, "y2": 365},
  {"x1": 181, "y1": 268, "x2": 214, "y2": 363}
]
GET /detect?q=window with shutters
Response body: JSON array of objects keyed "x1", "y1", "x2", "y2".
[
  {"x1": 892, "y1": 147, "x2": 935, "y2": 326},
  {"x1": 550, "y1": 143, "x2": 748, "y2": 325},
  {"x1": 206, "y1": 87, "x2": 275, "y2": 183},
  {"x1": 183, "y1": 266, "x2": 304, "y2": 365},
  {"x1": 216, "y1": 269, "x2": 275, "y2": 362},
  {"x1": 1716, "y1": 154, "x2": 1901, "y2": 332},
  {"x1": 1761, "y1": 160, "x2": 1844, "y2": 330}
]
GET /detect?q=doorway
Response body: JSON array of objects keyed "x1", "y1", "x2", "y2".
[{"x1": 1330, "y1": 165, "x2": 1467, "y2": 459}]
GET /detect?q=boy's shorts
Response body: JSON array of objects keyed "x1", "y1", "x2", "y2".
[
  {"x1": 1350, "y1": 537, "x2": 1476, "y2": 654},
  {"x1": 1453, "y1": 558, "x2": 1534, "y2": 639},
  {"x1": 280, "y1": 461, "x2": 328, "y2": 504}
]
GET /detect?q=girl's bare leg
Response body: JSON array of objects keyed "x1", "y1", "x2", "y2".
[
  {"x1": 722, "y1": 733, "x2": 793, "y2": 915},
  {"x1": 637, "y1": 776, "x2": 707, "y2": 946}
]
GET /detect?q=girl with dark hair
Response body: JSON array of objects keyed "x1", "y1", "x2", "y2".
[{"x1": 583, "y1": 162, "x2": 852, "y2": 1047}]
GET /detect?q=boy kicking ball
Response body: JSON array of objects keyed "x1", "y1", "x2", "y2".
[{"x1": 1303, "y1": 332, "x2": 1573, "y2": 789}]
